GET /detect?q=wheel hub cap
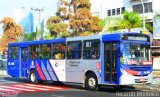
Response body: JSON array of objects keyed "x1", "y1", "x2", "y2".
[
  {"x1": 88, "y1": 78, "x2": 96, "y2": 87},
  {"x1": 31, "y1": 73, "x2": 35, "y2": 82}
]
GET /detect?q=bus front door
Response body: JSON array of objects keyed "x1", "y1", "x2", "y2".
[
  {"x1": 20, "y1": 47, "x2": 28, "y2": 77},
  {"x1": 104, "y1": 42, "x2": 117, "y2": 84}
]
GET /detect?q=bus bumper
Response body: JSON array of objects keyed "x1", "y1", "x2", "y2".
[{"x1": 119, "y1": 73, "x2": 152, "y2": 85}]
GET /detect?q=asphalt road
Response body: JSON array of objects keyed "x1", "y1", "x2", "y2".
[{"x1": 0, "y1": 77, "x2": 159, "y2": 97}]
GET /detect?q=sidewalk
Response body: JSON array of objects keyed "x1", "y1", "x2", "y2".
[{"x1": 152, "y1": 70, "x2": 160, "y2": 85}]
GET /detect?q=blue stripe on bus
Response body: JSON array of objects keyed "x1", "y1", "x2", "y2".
[
  {"x1": 48, "y1": 60, "x2": 59, "y2": 81},
  {"x1": 46, "y1": 61, "x2": 57, "y2": 81},
  {"x1": 41, "y1": 61, "x2": 51, "y2": 80}
]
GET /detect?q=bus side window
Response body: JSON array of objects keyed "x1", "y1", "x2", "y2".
[
  {"x1": 83, "y1": 40, "x2": 100, "y2": 59},
  {"x1": 22, "y1": 48, "x2": 27, "y2": 61},
  {"x1": 52, "y1": 43, "x2": 66, "y2": 59},
  {"x1": 29, "y1": 45, "x2": 39, "y2": 59},
  {"x1": 67, "y1": 41, "x2": 82, "y2": 59},
  {"x1": 9, "y1": 46, "x2": 19, "y2": 60},
  {"x1": 30, "y1": 52, "x2": 36, "y2": 59},
  {"x1": 40, "y1": 44, "x2": 51, "y2": 59}
]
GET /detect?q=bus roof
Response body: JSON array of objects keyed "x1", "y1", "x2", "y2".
[
  {"x1": 8, "y1": 32, "x2": 149, "y2": 47},
  {"x1": 8, "y1": 38, "x2": 66, "y2": 47}
]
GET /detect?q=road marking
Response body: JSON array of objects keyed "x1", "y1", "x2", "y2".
[
  {"x1": 0, "y1": 86, "x2": 35, "y2": 91},
  {"x1": 25, "y1": 84, "x2": 62, "y2": 89},
  {"x1": 13, "y1": 85, "x2": 50, "y2": 91},
  {"x1": 0, "y1": 88, "x2": 15, "y2": 91},
  {"x1": 0, "y1": 83, "x2": 71, "y2": 94}
]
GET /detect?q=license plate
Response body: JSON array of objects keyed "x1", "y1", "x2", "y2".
[{"x1": 140, "y1": 78, "x2": 145, "y2": 82}]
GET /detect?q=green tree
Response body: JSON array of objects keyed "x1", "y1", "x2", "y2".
[
  {"x1": 46, "y1": 0, "x2": 103, "y2": 37},
  {"x1": 46, "y1": 16, "x2": 68, "y2": 38},
  {"x1": 146, "y1": 23, "x2": 153, "y2": 33},
  {"x1": 154, "y1": 12, "x2": 160, "y2": 19},
  {"x1": 69, "y1": 0, "x2": 103, "y2": 36},
  {"x1": 24, "y1": 32, "x2": 37, "y2": 41},
  {"x1": 119, "y1": 11, "x2": 142, "y2": 32},
  {"x1": 103, "y1": 17, "x2": 121, "y2": 33}
]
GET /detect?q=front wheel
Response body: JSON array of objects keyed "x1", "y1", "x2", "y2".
[{"x1": 85, "y1": 74, "x2": 99, "y2": 91}]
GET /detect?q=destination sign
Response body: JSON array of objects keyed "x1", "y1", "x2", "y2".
[{"x1": 122, "y1": 34, "x2": 150, "y2": 42}]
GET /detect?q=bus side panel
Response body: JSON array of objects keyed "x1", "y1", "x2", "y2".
[
  {"x1": 27, "y1": 60, "x2": 42, "y2": 80},
  {"x1": 7, "y1": 60, "x2": 20, "y2": 77},
  {"x1": 27, "y1": 60, "x2": 60, "y2": 81},
  {"x1": 49, "y1": 59, "x2": 65, "y2": 81}
]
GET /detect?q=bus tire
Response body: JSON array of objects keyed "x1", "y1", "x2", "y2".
[
  {"x1": 85, "y1": 74, "x2": 98, "y2": 91},
  {"x1": 29, "y1": 70, "x2": 41, "y2": 84},
  {"x1": 114, "y1": 86, "x2": 123, "y2": 91}
]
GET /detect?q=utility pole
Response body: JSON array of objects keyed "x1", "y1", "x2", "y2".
[
  {"x1": 31, "y1": 7, "x2": 44, "y2": 40},
  {"x1": 140, "y1": 0, "x2": 145, "y2": 31}
]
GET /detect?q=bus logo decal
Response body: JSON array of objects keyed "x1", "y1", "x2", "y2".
[{"x1": 55, "y1": 63, "x2": 58, "y2": 67}]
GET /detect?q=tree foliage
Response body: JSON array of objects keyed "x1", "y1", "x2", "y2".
[
  {"x1": 24, "y1": 32, "x2": 37, "y2": 41},
  {"x1": 103, "y1": 11, "x2": 143, "y2": 33},
  {"x1": 0, "y1": 17, "x2": 23, "y2": 51},
  {"x1": 119, "y1": 11, "x2": 142, "y2": 32},
  {"x1": 46, "y1": 0, "x2": 103, "y2": 38}
]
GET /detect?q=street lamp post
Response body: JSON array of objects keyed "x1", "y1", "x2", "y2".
[
  {"x1": 31, "y1": 7, "x2": 44, "y2": 40},
  {"x1": 140, "y1": 0, "x2": 145, "y2": 31}
]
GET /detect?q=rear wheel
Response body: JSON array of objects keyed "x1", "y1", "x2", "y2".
[
  {"x1": 29, "y1": 70, "x2": 42, "y2": 84},
  {"x1": 85, "y1": 74, "x2": 99, "y2": 91}
]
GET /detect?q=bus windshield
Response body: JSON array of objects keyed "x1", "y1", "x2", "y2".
[{"x1": 121, "y1": 43, "x2": 151, "y2": 65}]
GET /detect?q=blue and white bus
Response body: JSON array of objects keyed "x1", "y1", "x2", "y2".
[{"x1": 7, "y1": 33, "x2": 152, "y2": 90}]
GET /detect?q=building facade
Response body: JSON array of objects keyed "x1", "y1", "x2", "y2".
[
  {"x1": 14, "y1": 8, "x2": 34, "y2": 34},
  {"x1": 19, "y1": 12, "x2": 34, "y2": 34},
  {"x1": 90, "y1": 0, "x2": 160, "y2": 39}
]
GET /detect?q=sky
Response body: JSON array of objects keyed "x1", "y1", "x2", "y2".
[
  {"x1": 0, "y1": 0, "x2": 59, "y2": 34},
  {"x1": 0, "y1": 0, "x2": 101, "y2": 35}
]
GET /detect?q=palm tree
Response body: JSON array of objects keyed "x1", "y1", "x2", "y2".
[{"x1": 119, "y1": 11, "x2": 142, "y2": 32}]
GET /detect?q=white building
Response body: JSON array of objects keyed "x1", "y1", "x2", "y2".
[{"x1": 90, "y1": 0, "x2": 160, "y2": 38}]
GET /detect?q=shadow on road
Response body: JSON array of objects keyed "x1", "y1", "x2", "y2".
[
  {"x1": 3, "y1": 76, "x2": 29, "y2": 83},
  {"x1": 2, "y1": 77, "x2": 138, "y2": 93}
]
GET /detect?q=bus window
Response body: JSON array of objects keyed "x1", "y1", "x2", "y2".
[
  {"x1": 83, "y1": 40, "x2": 100, "y2": 59},
  {"x1": 52, "y1": 43, "x2": 66, "y2": 59},
  {"x1": 9, "y1": 46, "x2": 19, "y2": 60},
  {"x1": 67, "y1": 41, "x2": 82, "y2": 59},
  {"x1": 29, "y1": 45, "x2": 39, "y2": 59},
  {"x1": 40, "y1": 44, "x2": 51, "y2": 59}
]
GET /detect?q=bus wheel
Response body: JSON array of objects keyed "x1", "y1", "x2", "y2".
[
  {"x1": 114, "y1": 86, "x2": 123, "y2": 91},
  {"x1": 85, "y1": 74, "x2": 98, "y2": 91},
  {"x1": 29, "y1": 70, "x2": 39, "y2": 84}
]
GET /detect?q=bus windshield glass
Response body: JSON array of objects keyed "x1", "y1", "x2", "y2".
[{"x1": 121, "y1": 43, "x2": 151, "y2": 65}]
